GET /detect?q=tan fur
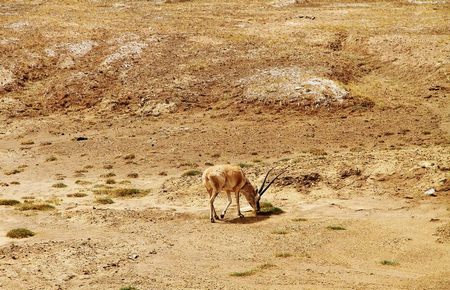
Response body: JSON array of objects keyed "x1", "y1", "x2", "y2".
[{"x1": 202, "y1": 165, "x2": 259, "y2": 223}]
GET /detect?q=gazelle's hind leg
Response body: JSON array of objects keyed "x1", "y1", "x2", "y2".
[
  {"x1": 235, "y1": 191, "x2": 244, "y2": 218},
  {"x1": 220, "y1": 191, "x2": 232, "y2": 219}
]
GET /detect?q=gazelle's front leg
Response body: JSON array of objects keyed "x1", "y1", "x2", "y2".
[
  {"x1": 235, "y1": 191, "x2": 244, "y2": 218},
  {"x1": 209, "y1": 190, "x2": 219, "y2": 223},
  {"x1": 220, "y1": 191, "x2": 232, "y2": 219}
]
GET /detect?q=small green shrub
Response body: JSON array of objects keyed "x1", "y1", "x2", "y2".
[
  {"x1": 52, "y1": 183, "x2": 67, "y2": 188},
  {"x1": 259, "y1": 202, "x2": 283, "y2": 215},
  {"x1": 67, "y1": 192, "x2": 88, "y2": 198},
  {"x1": 106, "y1": 178, "x2": 116, "y2": 184},
  {"x1": 16, "y1": 203, "x2": 55, "y2": 211}
]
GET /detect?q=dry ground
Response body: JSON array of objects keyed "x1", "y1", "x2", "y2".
[{"x1": 1, "y1": 0, "x2": 450, "y2": 289}]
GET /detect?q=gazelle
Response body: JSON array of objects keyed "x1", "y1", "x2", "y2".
[{"x1": 202, "y1": 165, "x2": 285, "y2": 223}]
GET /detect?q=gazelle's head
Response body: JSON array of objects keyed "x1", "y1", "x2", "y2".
[{"x1": 241, "y1": 168, "x2": 286, "y2": 213}]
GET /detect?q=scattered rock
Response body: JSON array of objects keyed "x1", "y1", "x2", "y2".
[
  {"x1": 0, "y1": 66, "x2": 15, "y2": 89},
  {"x1": 128, "y1": 253, "x2": 139, "y2": 260},
  {"x1": 424, "y1": 188, "x2": 436, "y2": 196}
]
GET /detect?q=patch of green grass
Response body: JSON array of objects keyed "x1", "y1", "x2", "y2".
[
  {"x1": 7, "y1": 228, "x2": 35, "y2": 239},
  {"x1": 67, "y1": 192, "x2": 88, "y2": 198},
  {"x1": 15, "y1": 202, "x2": 55, "y2": 211},
  {"x1": 4, "y1": 169, "x2": 23, "y2": 175},
  {"x1": 106, "y1": 178, "x2": 116, "y2": 184},
  {"x1": 272, "y1": 229, "x2": 288, "y2": 235},
  {"x1": 96, "y1": 197, "x2": 114, "y2": 204},
  {"x1": 0, "y1": 199, "x2": 21, "y2": 206},
  {"x1": 120, "y1": 287, "x2": 138, "y2": 290},
  {"x1": 252, "y1": 159, "x2": 262, "y2": 163},
  {"x1": 327, "y1": 225, "x2": 346, "y2": 231},
  {"x1": 182, "y1": 170, "x2": 202, "y2": 177},
  {"x1": 259, "y1": 202, "x2": 284, "y2": 215},
  {"x1": 46, "y1": 156, "x2": 57, "y2": 162},
  {"x1": 119, "y1": 180, "x2": 132, "y2": 184},
  {"x1": 10, "y1": 181, "x2": 20, "y2": 185},
  {"x1": 74, "y1": 169, "x2": 88, "y2": 174},
  {"x1": 52, "y1": 183, "x2": 67, "y2": 188},
  {"x1": 94, "y1": 188, "x2": 148, "y2": 198},
  {"x1": 127, "y1": 173, "x2": 139, "y2": 178},
  {"x1": 380, "y1": 260, "x2": 399, "y2": 266},
  {"x1": 238, "y1": 163, "x2": 253, "y2": 168},
  {"x1": 275, "y1": 252, "x2": 292, "y2": 258}
]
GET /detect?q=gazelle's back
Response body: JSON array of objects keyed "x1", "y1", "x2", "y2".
[{"x1": 202, "y1": 165, "x2": 246, "y2": 192}]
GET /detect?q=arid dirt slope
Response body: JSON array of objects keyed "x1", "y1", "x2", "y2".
[{"x1": 1, "y1": 0, "x2": 449, "y2": 289}]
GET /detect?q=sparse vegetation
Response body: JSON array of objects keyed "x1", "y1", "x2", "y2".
[
  {"x1": 7, "y1": 228, "x2": 35, "y2": 239},
  {"x1": 103, "y1": 164, "x2": 113, "y2": 169},
  {"x1": 94, "y1": 188, "x2": 148, "y2": 198},
  {"x1": 120, "y1": 287, "x2": 138, "y2": 290},
  {"x1": 127, "y1": 173, "x2": 139, "y2": 178},
  {"x1": 272, "y1": 229, "x2": 288, "y2": 235},
  {"x1": 292, "y1": 218, "x2": 308, "y2": 222},
  {"x1": 75, "y1": 180, "x2": 92, "y2": 185},
  {"x1": 238, "y1": 163, "x2": 252, "y2": 168},
  {"x1": 0, "y1": 199, "x2": 21, "y2": 206},
  {"x1": 67, "y1": 192, "x2": 88, "y2": 197},
  {"x1": 275, "y1": 252, "x2": 292, "y2": 258},
  {"x1": 52, "y1": 183, "x2": 67, "y2": 188},
  {"x1": 230, "y1": 263, "x2": 275, "y2": 277},
  {"x1": 123, "y1": 154, "x2": 135, "y2": 160},
  {"x1": 106, "y1": 178, "x2": 116, "y2": 184},
  {"x1": 16, "y1": 203, "x2": 55, "y2": 211},
  {"x1": 4, "y1": 169, "x2": 23, "y2": 175},
  {"x1": 101, "y1": 172, "x2": 116, "y2": 178},
  {"x1": 259, "y1": 202, "x2": 283, "y2": 215},
  {"x1": 84, "y1": 165, "x2": 94, "y2": 169},
  {"x1": 10, "y1": 181, "x2": 20, "y2": 185},
  {"x1": 182, "y1": 170, "x2": 202, "y2": 177},
  {"x1": 20, "y1": 140, "x2": 34, "y2": 145},
  {"x1": 96, "y1": 197, "x2": 114, "y2": 204},
  {"x1": 380, "y1": 260, "x2": 399, "y2": 266},
  {"x1": 46, "y1": 156, "x2": 57, "y2": 162},
  {"x1": 327, "y1": 225, "x2": 346, "y2": 231}
]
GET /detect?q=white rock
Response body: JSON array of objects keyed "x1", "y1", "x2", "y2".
[{"x1": 424, "y1": 188, "x2": 436, "y2": 196}]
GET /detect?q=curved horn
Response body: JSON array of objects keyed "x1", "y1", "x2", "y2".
[
  {"x1": 259, "y1": 168, "x2": 288, "y2": 196},
  {"x1": 259, "y1": 167, "x2": 275, "y2": 194}
]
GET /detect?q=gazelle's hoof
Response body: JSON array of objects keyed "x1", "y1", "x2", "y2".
[
  {"x1": 239, "y1": 214, "x2": 244, "y2": 219},
  {"x1": 210, "y1": 218, "x2": 215, "y2": 223},
  {"x1": 214, "y1": 215, "x2": 220, "y2": 220},
  {"x1": 220, "y1": 214, "x2": 225, "y2": 219}
]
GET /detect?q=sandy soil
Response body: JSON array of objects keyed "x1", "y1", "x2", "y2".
[{"x1": 1, "y1": 0, "x2": 449, "y2": 289}]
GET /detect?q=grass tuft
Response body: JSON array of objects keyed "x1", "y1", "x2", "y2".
[
  {"x1": 327, "y1": 225, "x2": 346, "y2": 231},
  {"x1": 238, "y1": 163, "x2": 253, "y2": 168},
  {"x1": 46, "y1": 156, "x2": 57, "y2": 162},
  {"x1": 52, "y1": 183, "x2": 67, "y2": 188},
  {"x1": 230, "y1": 269, "x2": 257, "y2": 277},
  {"x1": 272, "y1": 229, "x2": 288, "y2": 235},
  {"x1": 16, "y1": 203, "x2": 55, "y2": 211},
  {"x1": 94, "y1": 188, "x2": 148, "y2": 198},
  {"x1": 292, "y1": 217, "x2": 308, "y2": 222},
  {"x1": 105, "y1": 178, "x2": 116, "y2": 184},
  {"x1": 4, "y1": 169, "x2": 23, "y2": 175},
  {"x1": 182, "y1": 170, "x2": 202, "y2": 177},
  {"x1": 259, "y1": 202, "x2": 284, "y2": 215},
  {"x1": 275, "y1": 252, "x2": 292, "y2": 258},
  {"x1": 96, "y1": 197, "x2": 114, "y2": 204},
  {"x1": 120, "y1": 287, "x2": 138, "y2": 290},
  {"x1": 380, "y1": 260, "x2": 399, "y2": 266},
  {"x1": 0, "y1": 199, "x2": 21, "y2": 206},
  {"x1": 67, "y1": 192, "x2": 88, "y2": 198},
  {"x1": 127, "y1": 173, "x2": 139, "y2": 178},
  {"x1": 75, "y1": 180, "x2": 92, "y2": 185},
  {"x1": 7, "y1": 228, "x2": 35, "y2": 239}
]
